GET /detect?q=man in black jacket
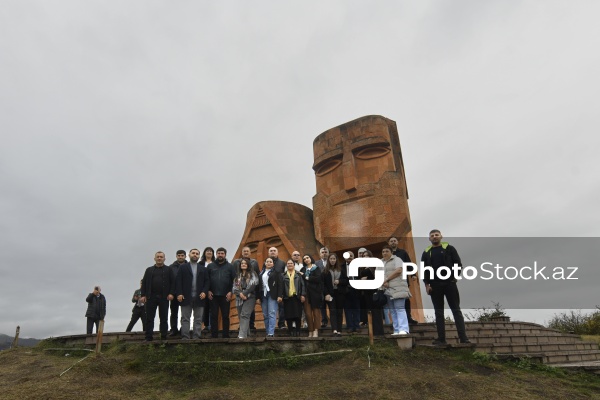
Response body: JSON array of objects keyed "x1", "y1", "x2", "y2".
[
  {"x1": 208, "y1": 247, "x2": 236, "y2": 338},
  {"x1": 176, "y1": 248, "x2": 209, "y2": 339},
  {"x1": 168, "y1": 250, "x2": 187, "y2": 336},
  {"x1": 388, "y1": 236, "x2": 418, "y2": 325},
  {"x1": 421, "y1": 230, "x2": 470, "y2": 345},
  {"x1": 140, "y1": 251, "x2": 175, "y2": 341},
  {"x1": 85, "y1": 286, "x2": 106, "y2": 334}
]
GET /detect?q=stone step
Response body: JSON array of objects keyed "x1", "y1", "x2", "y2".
[
  {"x1": 412, "y1": 325, "x2": 565, "y2": 335},
  {"x1": 542, "y1": 350, "x2": 600, "y2": 364},
  {"x1": 415, "y1": 333, "x2": 585, "y2": 345},
  {"x1": 550, "y1": 361, "x2": 600, "y2": 375},
  {"x1": 410, "y1": 326, "x2": 579, "y2": 338},
  {"x1": 412, "y1": 321, "x2": 554, "y2": 330},
  {"x1": 466, "y1": 334, "x2": 585, "y2": 345},
  {"x1": 474, "y1": 342, "x2": 599, "y2": 354}
]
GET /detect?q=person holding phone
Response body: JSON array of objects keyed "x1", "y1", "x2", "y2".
[{"x1": 85, "y1": 285, "x2": 106, "y2": 334}]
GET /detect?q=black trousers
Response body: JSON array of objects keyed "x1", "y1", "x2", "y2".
[
  {"x1": 145, "y1": 295, "x2": 169, "y2": 340},
  {"x1": 169, "y1": 299, "x2": 180, "y2": 333},
  {"x1": 126, "y1": 306, "x2": 146, "y2": 332},
  {"x1": 321, "y1": 301, "x2": 328, "y2": 325},
  {"x1": 405, "y1": 278, "x2": 416, "y2": 321},
  {"x1": 363, "y1": 289, "x2": 384, "y2": 335},
  {"x1": 326, "y1": 289, "x2": 346, "y2": 332},
  {"x1": 86, "y1": 318, "x2": 100, "y2": 334},
  {"x1": 430, "y1": 281, "x2": 468, "y2": 341},
  {"x1": 203, "y1": 298, "x2": 211, "y2": 328},
  {"x1": 278, "y1": 302, "x2": 286, "y2": 328},
  {"x1": 210, "y1": 295, "x2": 231, "y2": 338},
  {"x1": 405, "y1": 297, "x2": 414, "y2": 321},
  {"x1": 344, "y1": 288, "x2": 361, "y2": 330}
]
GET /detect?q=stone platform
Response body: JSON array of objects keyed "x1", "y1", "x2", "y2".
[{"x1": 46, "y1": 321, "x2": 600, "y2": 369}]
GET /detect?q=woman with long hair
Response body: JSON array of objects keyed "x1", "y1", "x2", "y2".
[
  {"x1": 323, "y1": 253, "x2": 348, "y2": 336},
  {"x1": 381, "y1": 245, "x2": 410, "y2": 335},
  {"x1": 257, "y1": 257, "x2": 282, "y2": 337},
  {"x1": 280, "y1": 259, "x2": 306, "y2": 337},
  {"x1": 232, "y1": 259, "x2": 259, "y2": 339},
  {"x1": 301, "y1": 254, "x2": 324, "y2": 337},
  {"x1": 200, "y1": 247, "x2": 215, "y2": 332}
]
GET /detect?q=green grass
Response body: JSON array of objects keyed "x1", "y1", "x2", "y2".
[
  {"x1": 582, "y1": 335, "x2": 600, "y2": 346},
  {"x1": 1, "y1": 338, "x2": 599, "y2": 399}
]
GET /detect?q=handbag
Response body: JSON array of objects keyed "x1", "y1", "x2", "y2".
[{"x1": 372, "y1": 289, "x2": 388, "y2": 307}]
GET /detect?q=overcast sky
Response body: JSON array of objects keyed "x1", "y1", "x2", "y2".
[{"x1": 1, "y1": 1, "x2": 598, "y2": 339}]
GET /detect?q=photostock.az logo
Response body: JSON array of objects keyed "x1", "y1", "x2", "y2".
[{"x1": 345, "y1": 252, "x2": 384, "y2": 290}]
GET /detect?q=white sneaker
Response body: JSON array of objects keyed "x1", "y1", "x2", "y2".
[
  {"x1": 399, "y1": 331, "x2": 408, "y2": 335},
  {"x1": 391, "y1": 332, "x2": 400, "y2": 336}
]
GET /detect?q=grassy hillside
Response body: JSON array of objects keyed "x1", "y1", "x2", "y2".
[{"x1": 0, "y1": 337, "x2": 599, "y2": 400}]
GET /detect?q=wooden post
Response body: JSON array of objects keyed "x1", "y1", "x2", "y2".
[
  {"x1": 367, "y1": 311, "x2": 374, "y2": 345},
  {"x1": 95, "y1": 320, "x2": 105, "y2": 354},
  {"x1": 12, "y1": 326, "x2": 20, "y2": 348}
]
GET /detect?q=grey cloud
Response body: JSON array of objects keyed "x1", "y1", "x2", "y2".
[{"x1": 1, "y1": 1, "x2": 599, "y2": 338}]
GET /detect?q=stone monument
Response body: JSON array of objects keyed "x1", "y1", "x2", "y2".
[{"x1": 231, "y1": 115, "x2": 423, "y2": 328}]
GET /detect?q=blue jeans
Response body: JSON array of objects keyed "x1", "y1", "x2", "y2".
[
  {"x1": 262, "y1": 294, "x2": 278, "y2": 335},
  {"x1": 388, "y1": 297, "x2": 408, "y2": 334}
]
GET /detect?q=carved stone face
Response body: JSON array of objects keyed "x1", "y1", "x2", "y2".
[
  {"x1": 312, "y1": 115, "x2": 411, "y2": 251},
  {"x1": 234, "y1": 201, "x2": 319, "y2": 265}
]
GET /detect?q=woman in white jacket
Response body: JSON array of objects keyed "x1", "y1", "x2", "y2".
[{"x1": 381, "y1": 245, "x2": 410, "y2": 335}]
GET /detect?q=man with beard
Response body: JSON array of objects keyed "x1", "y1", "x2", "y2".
[
  {"x1": 168, "y1": 250, "x2": 187, "y2": 336},
  {"x1": 208, "y1": 247, "x2": 236, "y2": 338},
  {"x1": 176, "y1": 248, "x2": 209, "y2": 339},
  {"x1": 422, "y1": 230, "x2": 470, "y2": 345},
  {"x1": 232, "y1": 246, "x2": 260, "y2": 330},
  {"x1": 140, "y1": 251, "x2": 175, "y2": 341}
]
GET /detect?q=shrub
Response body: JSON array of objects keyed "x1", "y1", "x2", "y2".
[
  {"x1": 547, "y1": 307, "x2": 600, "y2": 335},
  {"x1": 467, "y1": 302, "x2": 508, "y2": 321}
]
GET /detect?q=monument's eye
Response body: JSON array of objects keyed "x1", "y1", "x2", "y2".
[
  {"x1": 315, "y1": 158, "x2": 342, "y2": 176},
  {"x1": 354, "y1": 145, "x2": 390, "y2": 160},
  {"x1": 246, "y1": 243, "x2": 258, "y2": 252},
  {"x1": 266, "y1": 237, "x2": 283, "y2": 247}
]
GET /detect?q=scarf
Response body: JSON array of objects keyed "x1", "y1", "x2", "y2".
[
  {"x1": 287, "y1": 270, "x2": 296, "y2": 297},
  {"x1": 305, "y1": 264, "x2": 316, "y2": 278}
]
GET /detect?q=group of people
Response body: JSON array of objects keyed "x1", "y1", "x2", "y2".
[{"x1": 88, "y1": 230, "x2": 470, "y2": 345}]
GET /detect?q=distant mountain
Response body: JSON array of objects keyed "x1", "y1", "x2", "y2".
[{"x1": 0, "y1": 333, "x2": 41, "y2": 350}]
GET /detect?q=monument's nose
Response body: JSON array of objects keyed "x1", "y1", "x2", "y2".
[{"x1": 343, "y1": 158, "x2": 357, "y2": 192}]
